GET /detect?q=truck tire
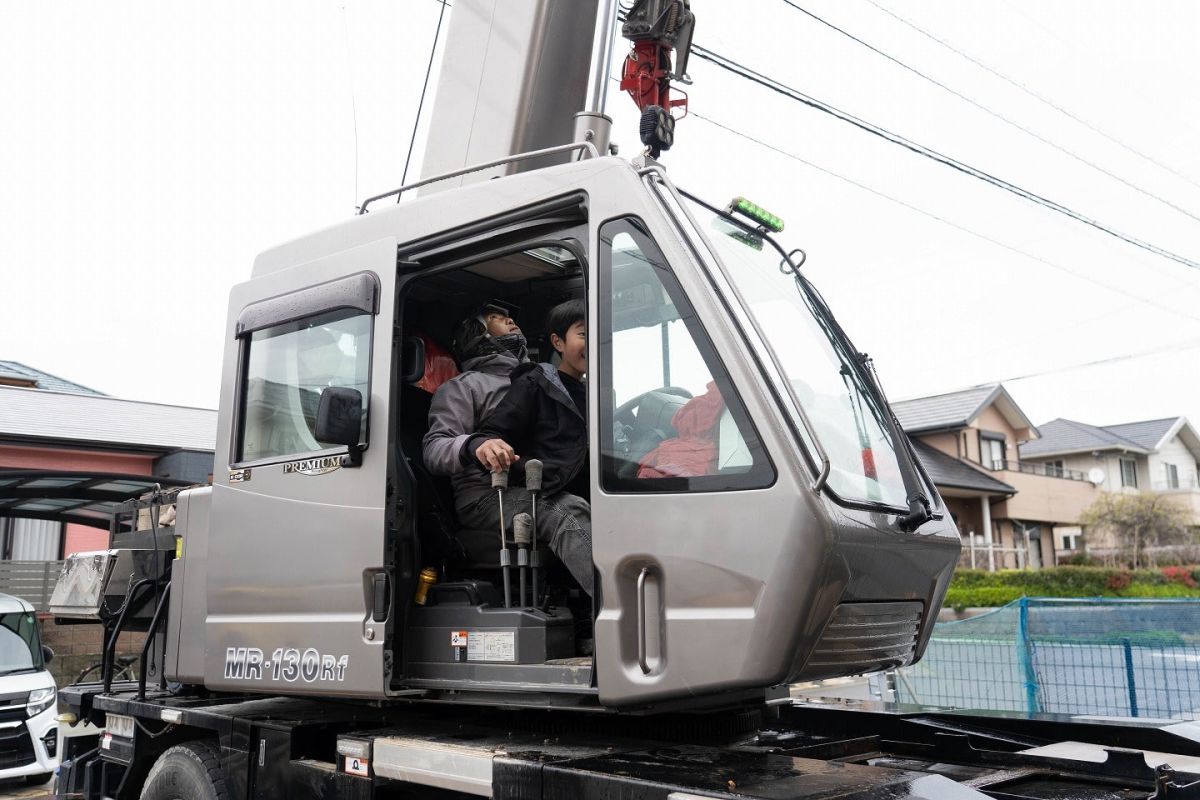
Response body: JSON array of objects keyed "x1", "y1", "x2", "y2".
[{"x1": 140, "y1": 741, "x2": 230, "y2": 800}]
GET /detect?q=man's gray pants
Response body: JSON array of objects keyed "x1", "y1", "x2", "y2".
[{"x1": 456, "y1": 488, "x2": 593, "y2": 597}]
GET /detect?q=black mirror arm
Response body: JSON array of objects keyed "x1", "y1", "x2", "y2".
[
  {"x1": 897, "y1": 492, "x2": 933, "y2": 533},
  {"x1": 342, "y1": 444, "x2": 365, "y2": 468}
]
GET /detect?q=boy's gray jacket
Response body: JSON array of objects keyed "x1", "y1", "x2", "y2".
[{"x1": 422, "y1": 352, "x2": 521, "y2": 510}]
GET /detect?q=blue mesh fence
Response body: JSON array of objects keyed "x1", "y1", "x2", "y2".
[{"x1": 893, "y1": 598, "x2": 1200, "y2": 719}]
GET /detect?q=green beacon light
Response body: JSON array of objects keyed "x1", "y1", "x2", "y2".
[{"x1": 729, "y1": 197, "x2": 785, "y2": 233}]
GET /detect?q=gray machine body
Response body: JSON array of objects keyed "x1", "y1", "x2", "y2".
[
  {"x1": 162, "y1": 155, "x2": 960, "y2": 708},
  {"x1": 404, "y1": 582, "x2": 582, "y2": 690}
]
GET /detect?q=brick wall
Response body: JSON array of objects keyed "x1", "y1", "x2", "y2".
[{"x1": 38, "y1": 614, "x2": 146, "y2": 687}]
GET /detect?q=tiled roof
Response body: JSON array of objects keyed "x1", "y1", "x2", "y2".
[
  {"x1": 1018, "y1": 418, "x2": 1164, "y2": 458},
  {"x1": 0, "y1": 360, "x2": 105, "y2": 396},
  {"x1": 0, "y1": 385, "x2": 216, "y2": 452},
  {"x1": 1100, "y1": 418, "x2": 1179, "y2": 451},
  {"x1": 911, "y1": 439, "x2": 1015, "y2": 495},
  {"x1": 893, "y1": 385, "x2": 998, "y2": 432}
]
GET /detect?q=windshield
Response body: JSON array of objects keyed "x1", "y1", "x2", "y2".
[
  {"x1": 0, "y1": 612, "x2": 41, "y2": 674},
  {"x1": 681, "y1": 196, "x2": 909, "y2": 509}
]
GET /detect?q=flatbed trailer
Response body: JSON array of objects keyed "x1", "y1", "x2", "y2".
[
  {"x1": 56, "y1": 685, "x2": 1200, "y2": 800},
  {"x1": 37, "y1": 4, "x2": 1200, "y2": 799}
]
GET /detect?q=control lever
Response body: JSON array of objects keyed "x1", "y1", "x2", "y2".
[
  {"x1": 525, "y1": 460, "x2": 543, "y2": 606},
  {"x1": 513, "y1": 513, "x2": 532, "y2": 608},
  {"x1": 493, "y1": 469, "x2": 512, "y2": 608}
]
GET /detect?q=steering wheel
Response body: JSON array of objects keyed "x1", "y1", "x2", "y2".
[
  {"x1": 612, "y1": 387, "x2": 694, "y2": 480},
  {"x1": 614, "y1": 386, "x2": 694, "y2": 427}
]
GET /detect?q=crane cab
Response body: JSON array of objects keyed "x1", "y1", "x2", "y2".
[{"x1": 161, "y1": 152, "x2": 960, "y2": 710}]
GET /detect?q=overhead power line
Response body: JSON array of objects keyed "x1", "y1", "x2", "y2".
[
  {"x1": 776, "y1": 0, "x2": 1200, "y2": 227},
  {"x1": 990, "y1": 336, "x2": 1200, "y2": 384},
  {"x1": 861, "y1": 0, "x2": 1200, "y2": 193},
  {"x1": 689, "y1": 44, "x2": 1200, "y2": 272},
  {"x1": 689, "y1": 110, "x2": 1200, "y2": 325},
  {"x1": 688, "y1": 108, "x2": 1200, "y2": 384}
]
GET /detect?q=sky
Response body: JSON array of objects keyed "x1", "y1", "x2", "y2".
[{"x1": 3, "y1": 0, "x2": 1199, "y2": 435}]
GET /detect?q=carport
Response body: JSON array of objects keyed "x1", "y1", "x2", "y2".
[
  {"x1": 0, "y1": 471, "x2": 193, "y2": 609},
  {"x1": 0, "y1": 470, "x2": 192, "y2": 531}
]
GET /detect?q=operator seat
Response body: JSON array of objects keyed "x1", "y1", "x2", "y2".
[
  {"x1": 398, "y1": 335, "x2": 509, "y2": 571},
  {"x1": 399, "y1": 336, "x2": 460, "y2": 566}
]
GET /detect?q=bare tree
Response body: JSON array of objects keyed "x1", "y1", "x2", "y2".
[{"x1": 1080, "y1": 492, "x2": 1191, "y2": 569}]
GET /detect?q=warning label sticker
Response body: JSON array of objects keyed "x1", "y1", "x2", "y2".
[
  {"x1": 344, "y1": 756, "x2": 370, "y2": 777},
  {"x1": 466, "y1": 630, "x2": 516, "y2": 662},
  {"x1": 450, "y1": 630, "x2": 467, "y2": 647}
]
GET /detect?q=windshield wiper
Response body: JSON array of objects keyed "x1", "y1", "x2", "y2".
[
  {"x1": 859, "y1": 353, "x2": 934, "y2": 532},
  {"x1": 797, "y1": 273, "x2": 936, "y2": 529}
]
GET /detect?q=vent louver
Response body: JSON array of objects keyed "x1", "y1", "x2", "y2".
[{"x1": 801, "y1": 601, "x2": 924, "y2": 680}]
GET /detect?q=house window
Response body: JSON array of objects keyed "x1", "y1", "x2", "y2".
[
  {"x1": 981, "y1": 433, "x2": 1006, "y2": 470},
  {"x1": 1046, "y1": 459, "x2": 1064, "y2": 478},
  {"x1": 1165, "y1": 463, "x2": 1179, "y2": 489},
  {"x1": 1120, "y1": 457, "x2": 1138, "y2": 488},
  {"x1": 0, "y1": 518, "x2": 63, "y2": 560},
  {"x1": 1059, "y1": 528, "x2": 1081, "y2": 551}
]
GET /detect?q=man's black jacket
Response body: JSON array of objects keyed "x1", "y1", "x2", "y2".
[{"x1": 464, "y1": 362, "x2": 586, "y2": 497}]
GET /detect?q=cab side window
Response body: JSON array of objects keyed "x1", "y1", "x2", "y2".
[
  {"x1": 599, "y1": 217, "x2": 773, "y2": 492},
  {"x1": 238, "y1": 310, "x2": 372, "y2": 462}
]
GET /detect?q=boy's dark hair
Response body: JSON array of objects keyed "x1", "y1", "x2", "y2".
[{"x1": 546, "y1": 299, "x2": 585, "y2": 342}]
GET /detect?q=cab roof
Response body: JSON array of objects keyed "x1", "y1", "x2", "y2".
[{"x1": 249, "y1": 155, "x2": 632, "y2": 280}]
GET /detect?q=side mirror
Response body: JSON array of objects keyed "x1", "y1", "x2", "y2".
[
  {"x1": 315, "y1": 387, "x2": 363, "y2": 449},
  {"x1": 42, "y1": 645, "x2": 54, "y2": 664}
]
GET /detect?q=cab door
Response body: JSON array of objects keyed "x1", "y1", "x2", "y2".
[
  {"x1": 207, "y1": 237, "x2": 396, "y2": 698},
  {"x1": 591, "y1": 212, "x2": 791, "y2": 707}
]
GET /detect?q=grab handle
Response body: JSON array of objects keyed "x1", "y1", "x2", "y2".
[{"x1": 637, "y1": 566, "x2": 652, "y2": 674}]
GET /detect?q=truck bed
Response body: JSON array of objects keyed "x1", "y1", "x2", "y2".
[{"x1": 59, "y1": 684, "x2": 1200, "y2": 799}]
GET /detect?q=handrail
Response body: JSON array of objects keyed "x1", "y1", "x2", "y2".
[
  {"x1": 102, "y1": 578, "x2": 156, "y2": 694},
  {"x1": 1152, "y1": 478, "x2": 1200, "y2": 491},
  {"x1": 357, "y1": 141, "x2": 601, "y2": 214},
  {"x1": 137, "y1": 580, "x2": 172, "y2": 700},
  {"x1": 992, "y1": 459, "x2": 1090, "y2": 482}
]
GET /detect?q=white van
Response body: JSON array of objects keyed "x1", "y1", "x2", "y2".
[{"x1": 0, "y1": 594, "x2": 57, "y2": 784}]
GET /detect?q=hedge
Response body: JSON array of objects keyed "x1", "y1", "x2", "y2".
[{"x1": 945, "y1": 566, "x2": 1200, "y2": 610}]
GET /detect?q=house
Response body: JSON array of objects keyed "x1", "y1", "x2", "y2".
[
  {"x1": 1019, "y1": 416, "x2": 1200, "y2": 548},
  {"x1": 0, "y1": 361, "x2": 217, "y2": 682},
  {"x1": 894, "y1": 384, "x2": 1099, "y2": 570},
  {"x1": 0, "y1": 361, "x2": 216, "y2": 563}
]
